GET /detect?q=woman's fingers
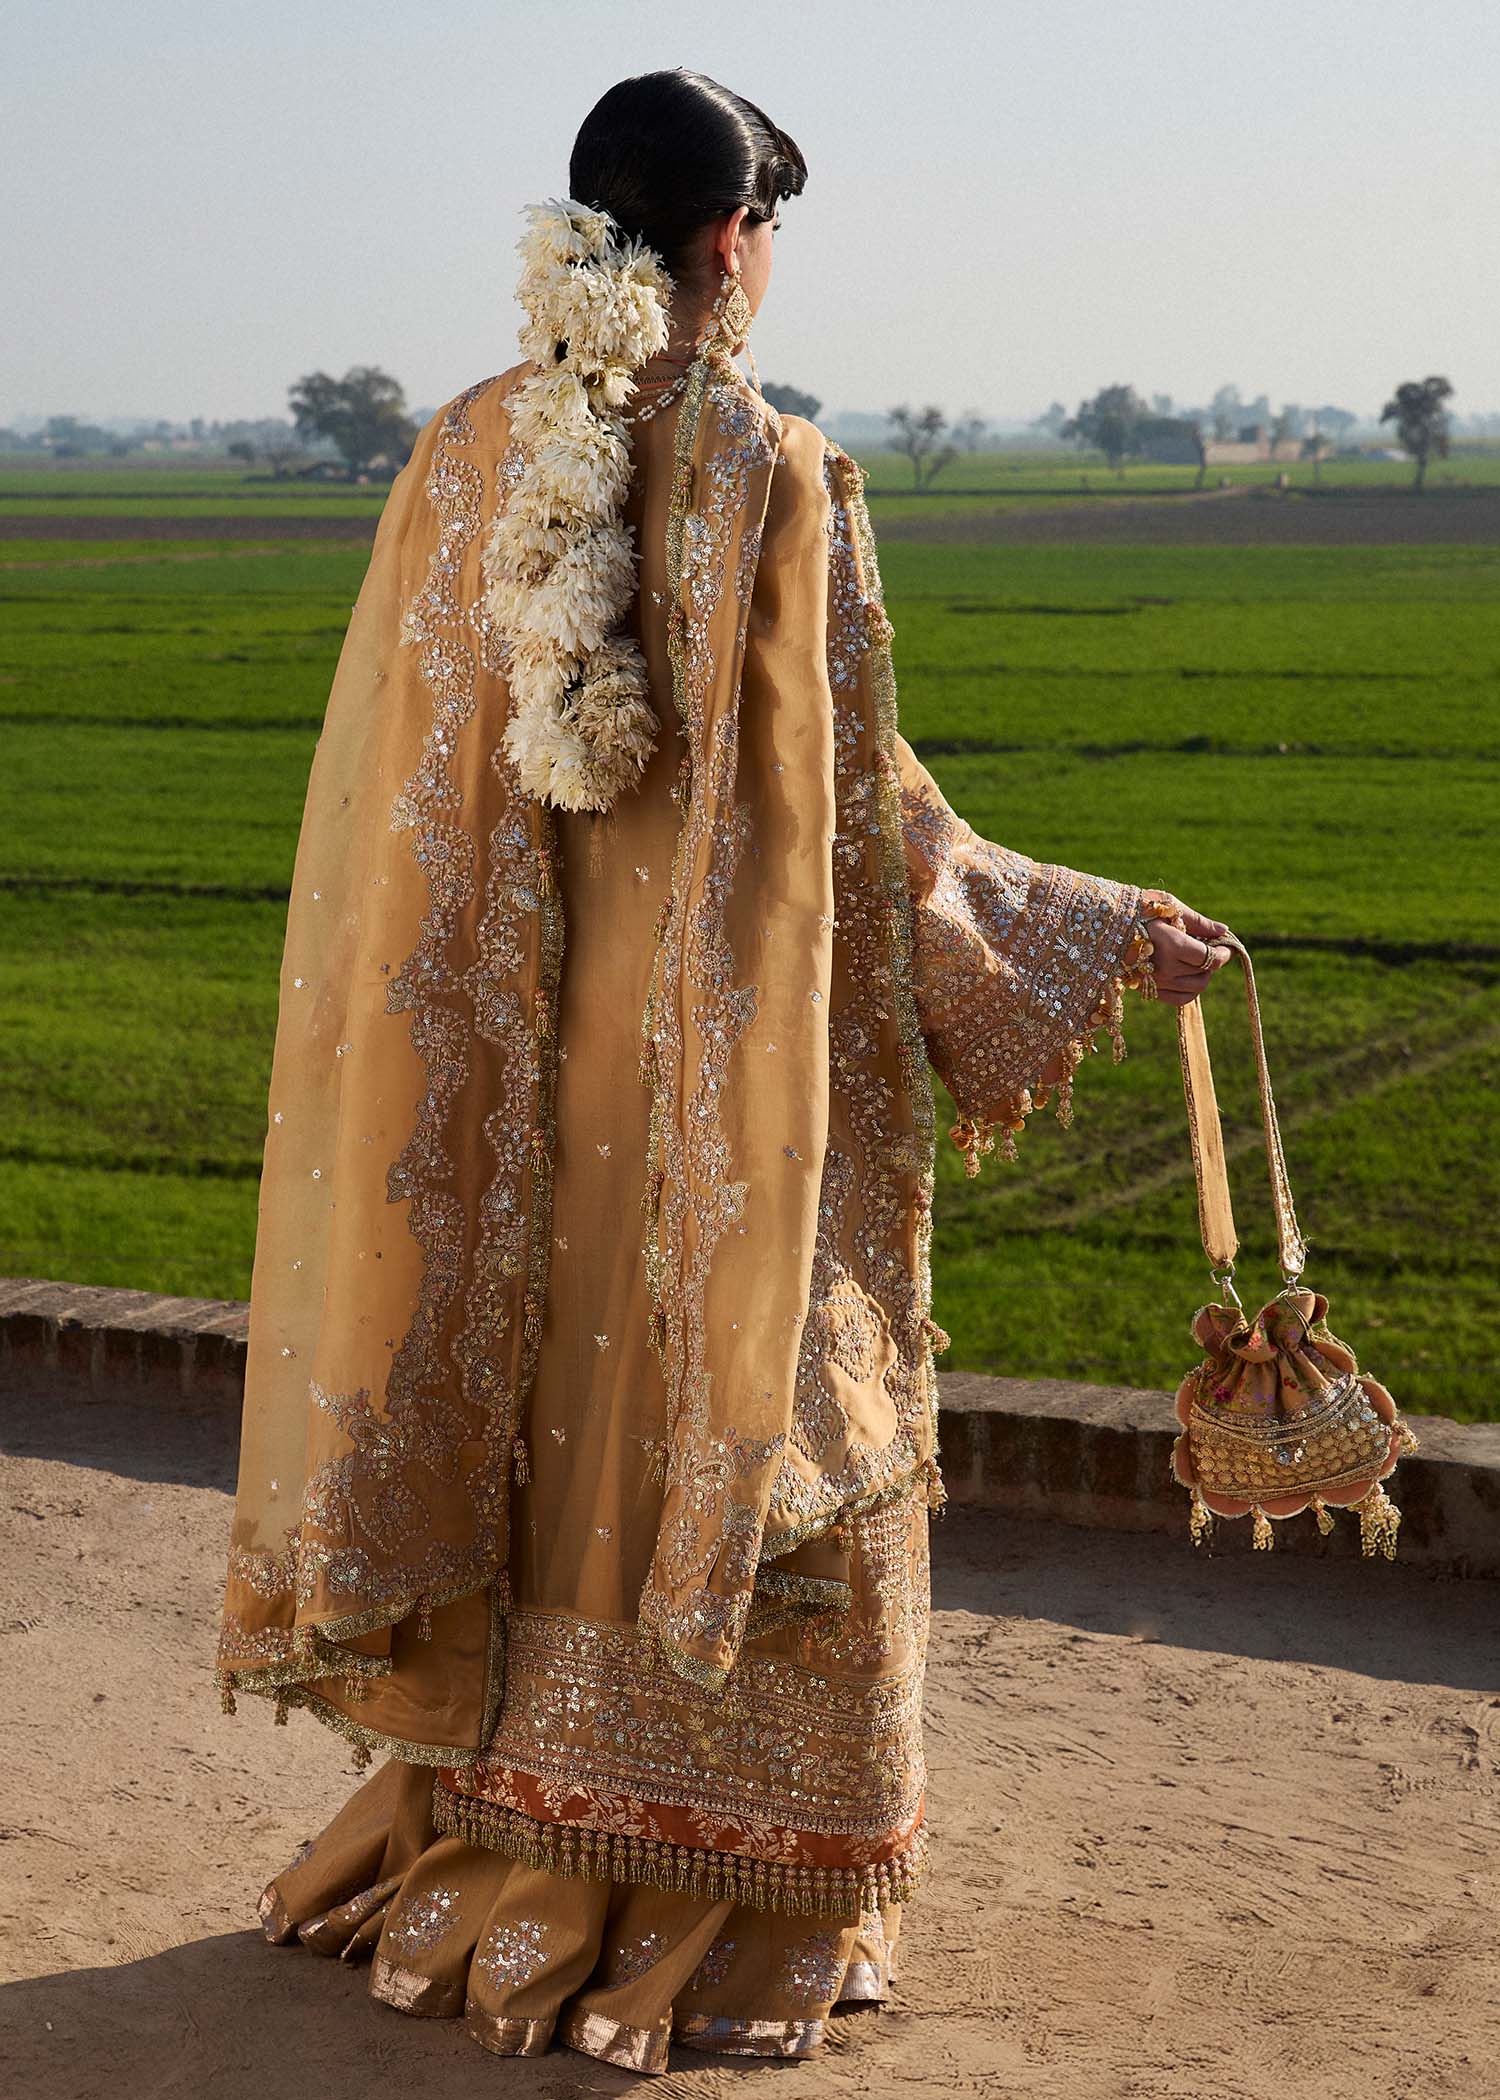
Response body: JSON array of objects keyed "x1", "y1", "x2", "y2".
[
  {"x1": 1148, "y1": 920, "x2": 1233, "y2": 1005},
  {"x1": 1176, "y1": 904, "x2": 1231, "y2": 943}
]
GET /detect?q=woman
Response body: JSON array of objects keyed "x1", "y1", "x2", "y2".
[{"x1": 217, "y1": 69, "x2": 1229, "y2": 2073}]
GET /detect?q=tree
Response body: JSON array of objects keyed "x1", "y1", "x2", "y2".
[
  {"x1": 1209, "y1": 384, "x2": 1242, "y2": 442},
  {"x1": 1032, "y1": 400, "x2": 1068, "y2": 438},
  {"x1": 1301, "y1": 430, "x2": 1330, "y2": 486},
  {"x1": 1272, "y1": 404, "x2": 1303, "y2": 444},
  {"x1": 1310, "y1": 404, "x2": 1358, "y2": 445},
  {"x1": 951, "y1": 411, "x2": 991, "y2": 452},
  {"x1": 761, "y1": 382, "x2": 822, "y2": 419},
  {"x1": 264, "y1": 435, "x2": 309, "y2": 479},
  {"x1": 1380, "y1": 375, "x2": 1454, "y2": 492},
  {"x1": 227, "y1": 439, "x2": 257, "y2": 465},
  {"x1": 887, "y1": 404, "x2": 956, "y2": 488},
  {"x1": 1061, "y1": 385, "x2": 1148, "y2": 474},
  {"x1": 288, "y1": 365, "x2": 416, "y2": 476},
  {"x1": 43, "y1": 414, "x2": 116, "y2": 457}
]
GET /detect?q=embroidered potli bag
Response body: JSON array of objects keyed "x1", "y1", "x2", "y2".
[{"x1": 1171, "y1": 934, "x2": 1417, "y2": 1556}]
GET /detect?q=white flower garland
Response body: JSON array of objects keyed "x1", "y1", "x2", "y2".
[{"x1": 483, "y1": 199, "x2": 673, "y2": 813}]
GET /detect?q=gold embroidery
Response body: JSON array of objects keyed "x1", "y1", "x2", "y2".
[
  {"x1": 462, "y1": 1601, "x2": 924, "y2": 1841},
  {"x1": 637, "y1": 364, "x2": 785, "y2": 1685},
  {"x1": 763, "y1": 449, "x2": 942, "y2": 1556},
  {"x1": 219, "y1": 377, "x2": 565, "y2": 1755}
]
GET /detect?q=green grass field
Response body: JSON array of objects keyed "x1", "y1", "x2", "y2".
[{"x1": 2, "y1": 467, "x2": 1496, "y2": 1421}]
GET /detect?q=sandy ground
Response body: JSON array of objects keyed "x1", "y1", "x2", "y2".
[{"x1": 1, "y1": 1388, "x2": 1497, "y2": 2100}]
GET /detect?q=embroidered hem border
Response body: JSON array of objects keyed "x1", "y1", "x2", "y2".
[
  {"x1": 218, "y1": 1574, "x2": 507, "y2": 1768},
  {"x1": 431, "y1": 1778, "x2": 930, "y2": 1920}
]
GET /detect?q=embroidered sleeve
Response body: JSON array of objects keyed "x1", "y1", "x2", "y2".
[{"x1": 897, "y1": 740, "x2": 1176, "y2": 1175}]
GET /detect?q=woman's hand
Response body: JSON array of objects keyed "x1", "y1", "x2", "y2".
[{"x1": 1146, "y1": 895, "x2": 1233, "y2": 1007}]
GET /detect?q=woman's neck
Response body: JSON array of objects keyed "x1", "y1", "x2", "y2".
[{"x1": 646, "y1": 290, "x2": 718, "y2": 370}]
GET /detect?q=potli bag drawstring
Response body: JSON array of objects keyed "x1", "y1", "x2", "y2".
[{"x1": 1170, "y1": 935, "x2": 1416, "y2": 1556}]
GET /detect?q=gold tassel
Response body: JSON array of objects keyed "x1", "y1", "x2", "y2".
[
  {"x1": 924, "y1": 1457, "x2": 948, "y2": 1512},
  {"x1": 537, "y1": 850, "x2": 555, "y2": 897},
  {"x1": 648, "y1": 1438, "x2": 668, "y2": 1487},
  {"x1": 951, "y1": 1116, "x2": 996, "y2": 1178},
  {"x1": 416, "y1": 1594, "x2": 433, "y2": 1641},
  {"x1": 512, "y1": 1435, "x2": 530, "y2": 1485},
  {"x1": 1251, "y1": 1505, "x2": 1274, "y2": 1551},
  {"x1": 218, "y1": 1676, "x2": 237, "y2": 1716},
  {"x1": 534, "y1": 989, "x2": 551, "y2": 1039},
  {"x1": 1188, "y1": 1487, "x2": 1214, "y2": 1548},
  {"x1": 274, "y1": 1691, "x2": 290, "y2": 1725},
  {"x1": 1356, "y1": 1481, "x2": 1401, "y2": 1560},
  {"x1": 352, "y1": 1743, "x2": 372, "y2": 1772},
  {"x1": 1396, "y1": 1421, "x2": 1420, "y2": 1455},
  {"x1": 1312, "y1": 1495, "x2": 1336, "y2": 1536}
]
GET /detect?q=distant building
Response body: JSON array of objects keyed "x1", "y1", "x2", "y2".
[
  {"x1": 1137, "y1": 416, "x2": 1204, "y2": 466},
  {"x1": 1203, "y1": 423, "x2": 1330, "y2": 465}
]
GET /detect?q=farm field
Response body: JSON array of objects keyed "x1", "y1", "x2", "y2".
[{"x1": 1, "y1": 465, "x2": 1496, "y2": 1420}]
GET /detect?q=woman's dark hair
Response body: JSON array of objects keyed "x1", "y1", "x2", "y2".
[{"x1": 570, "y1": 70, "x2": 807, "y2": 278}]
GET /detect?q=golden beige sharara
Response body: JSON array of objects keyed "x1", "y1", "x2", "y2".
[{"x1": 218, "y1": 349, "x2": 1169, "y2": 2071}]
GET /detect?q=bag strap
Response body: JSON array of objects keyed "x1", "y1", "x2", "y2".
[{"x1": 1175, "y1": 932, "x2": 1308, "y2": 1292}]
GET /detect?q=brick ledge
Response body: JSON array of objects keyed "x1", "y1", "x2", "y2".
[{"x1": 3, "y1": 1277, "x2": 1496, "y2": 1577}]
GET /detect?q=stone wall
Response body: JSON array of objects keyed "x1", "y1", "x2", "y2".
[{"x1": 3, "y1": 1277, "x2": 1496, "y2": 1577}]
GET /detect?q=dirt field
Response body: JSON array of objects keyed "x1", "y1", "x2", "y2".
[
  {"x1": 2, "y1": 1386, "x2": 1496, "y2": 2099},
  {"x1": 880, "y1": 489, "x2": 1500, "y2": 545},
  {"x1": 0, "y1": 514, "x2": 375, "y2": 542}
]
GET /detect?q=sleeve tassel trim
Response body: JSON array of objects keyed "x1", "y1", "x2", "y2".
[{"x1": 949, "y1": 896, "x2": 1180, "y2": 1178}]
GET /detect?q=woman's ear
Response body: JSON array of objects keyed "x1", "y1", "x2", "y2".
[{"x1": 713, "y1": 204, "x2": 752, "y2": 277}]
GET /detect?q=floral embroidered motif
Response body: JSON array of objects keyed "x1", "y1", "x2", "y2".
[
  {"x1": 475, "y1": 1916, "x2": 548, "y2": 1989},
  {"x1": 781, "y1": 1928, "x2": 845, "y2": 2007},
  {"x1": 388, "y1": 1884, "x2": 463, "y2": 1955},
  {"x1": 691, "y1": 1934, "x2": 739, "y2": 1989},
  {"x1": 611, "y1": 1930, "x2": 667, "y2": 1985}
]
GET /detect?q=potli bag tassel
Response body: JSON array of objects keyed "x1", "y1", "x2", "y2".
[
  {"x1": 1169, "y1": 935, "x2": 1412, "y2": 1555},
  {"x1": 1354, "y1": 1480, "x2": 1402, "y2": 1561}
]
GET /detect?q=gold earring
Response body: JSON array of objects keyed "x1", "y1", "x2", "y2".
[{"x1": 699, "y1": 269, "x2": 754, "y2": 362}]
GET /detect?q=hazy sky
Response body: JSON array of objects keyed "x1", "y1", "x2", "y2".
[{"x1": 6, "y1": 0, "x2": 1498, "y2": 427}]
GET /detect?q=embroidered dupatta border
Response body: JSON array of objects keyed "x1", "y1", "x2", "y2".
[
  {"x1": 636, "y1": 357, "x2": 790, "y2": 1691},
  {"x1": 635, "y1": 410, "x2": 946, "y2": 1691},
  {"x1": 761, "y1": 447, "x2": 945, "y2": 1561},
  {"x1": 217, "y1": 376, "x2": 564, "y2": 1764}
]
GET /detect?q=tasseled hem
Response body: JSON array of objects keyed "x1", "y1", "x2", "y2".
[
  {"x1": 432, "y1": 1778, "x2": 930, "y2": 1921},
  {"x1": 948, "y1": 892, "x2": 1183, "y2": 1178}
]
